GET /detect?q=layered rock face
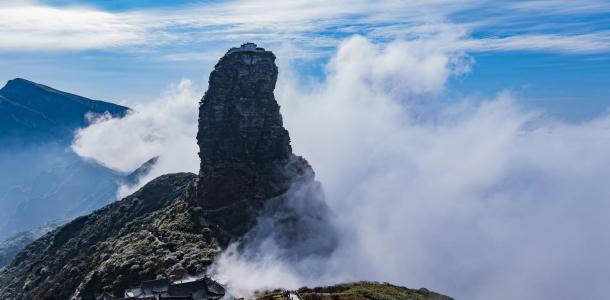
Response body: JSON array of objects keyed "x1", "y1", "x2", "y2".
[
  {"x1": 196, "y1": 43, "x2": 316, "y2": 238},
  {"x1": 197, "y1": 44, "x2": 290, "y2": 169}
]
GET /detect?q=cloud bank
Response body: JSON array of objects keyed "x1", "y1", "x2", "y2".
[
  {"x1": 0, "y1": 3, "x2": 148, "y2": 51},
  {"x1": 73, "y1": 36, "x2": 610, "y2": 299},
  {"x1": 72, "y1": 79, "x2": 200, "y2": 198},
  {"x1": 1, "y1": 0, "x2": 610, "y2": 55}
]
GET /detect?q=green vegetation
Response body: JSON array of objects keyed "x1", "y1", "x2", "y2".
[
  {"x1": 0, "y1": 173, "x2": 229, "y2": 299},
  {"x1": 257, "y1": 282, "x2": 453, "y2": 300}
]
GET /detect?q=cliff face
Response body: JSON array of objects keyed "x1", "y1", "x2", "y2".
[
  {"x1": 195, "y1": 44, "x2": 318, "y2": 239},
  {"x1": 197, "y1": 45, "x2": 290, "y2": 168}
]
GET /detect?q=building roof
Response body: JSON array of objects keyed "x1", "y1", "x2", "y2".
[
  {"x1": 141, "y1": 278, "x2": 170, "y2": 290},
  {"x1": 95, "y1": 292, "x2": 118, "y2": 300},
  {"x1": 124, "y1": 287, "x2": 144, "y2": 298},
  {"x1": 122, "y1": 276, "x2": 224, "y2": 299},
  {"x1": 227, "y1": 42, "x2": 266, "y2": 54},
  {"x1": 168, "y1": 280, "x2": 207, "y2": 296},
  {"x1": 204, "y1": 278, "x2": 226, "y2": 296}
]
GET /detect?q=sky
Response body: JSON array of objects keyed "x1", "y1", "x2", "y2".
[
  {"x1": 0, "y1": 0, "x2": 609, "y2": 120},
  {"x1": 4, "y1": 1, "x2": 610, "y2": 299}
]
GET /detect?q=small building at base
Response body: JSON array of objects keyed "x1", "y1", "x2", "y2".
[{"x1": 96, "y1": 276, "x2": 225, "y2": 300}]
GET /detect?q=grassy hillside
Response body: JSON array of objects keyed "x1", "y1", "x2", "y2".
[{"x1": 257, "y1": 282, "x2": 453, "y2": 300}]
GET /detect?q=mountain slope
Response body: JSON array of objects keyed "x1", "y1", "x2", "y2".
[
  {"x1": 0, "y1": 94, "x2": 56, "y2": 140},
  {"x1": 0, "y1": 173, "x2": 206, "y2": 299}
]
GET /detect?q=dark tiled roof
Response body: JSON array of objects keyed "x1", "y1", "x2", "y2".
[
  {"x1": 168, "y1": 279, "x2": 207, "y2": 295},
  {"x1": 205, "y1": 278, "x2": 226, "y2": 296},
  {"x1": 122, "y1": 277, "x2": 225, "y2": 299},
  {"x1": 141, "y1": 278, "x2": 170, "y2": 290}
]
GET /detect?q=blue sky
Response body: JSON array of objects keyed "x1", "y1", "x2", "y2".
[{"x1": 1, "y1": 0, "x2": 609, "y2": 121}]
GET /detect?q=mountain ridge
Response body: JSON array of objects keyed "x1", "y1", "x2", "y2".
[{"x1": 0, "y1": 78, "x2": 129, "y2": 144}]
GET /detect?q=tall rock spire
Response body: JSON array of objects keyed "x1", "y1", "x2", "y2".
[
  {"x1": 195, "y1": 43, "x2": 314, "y2": 237},
  {"x1": 197, "y1": 43, "x2": 292, "y2": 168}
]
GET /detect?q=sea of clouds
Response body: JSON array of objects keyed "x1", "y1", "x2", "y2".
[{"x1": 72, "y1": 36, "x2": 610, "y2": 300}]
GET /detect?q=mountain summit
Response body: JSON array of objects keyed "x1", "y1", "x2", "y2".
[
  {"x1": 198, "y1": 43, "x2": 290, "y2": 169},
  {"x1": 195, "y1": 43, "x2": 323, "y2": 241},
  {"x1": 0, "y1": 78, "x2": 128, "y2": 143},
  {"x1": 197, "y1": 43, "x2": 291, "y2": 212}
]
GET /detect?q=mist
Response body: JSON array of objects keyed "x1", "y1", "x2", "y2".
[
  {"x1": 72, "y1": 36, "x2": 610, "y2": 299},
  {"x1": 72, "y1": 79, "x2": 201, "y2": 198},
  {"x1": 0, "y1": 143, "x2": 121, "y2": 241}
]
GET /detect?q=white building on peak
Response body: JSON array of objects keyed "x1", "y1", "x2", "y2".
[{"x1": 227, "y1": 42, "x2": 266, "y2": 54}]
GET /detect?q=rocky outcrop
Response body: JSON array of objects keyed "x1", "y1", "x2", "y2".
[
  {"x1": 197, "y1": 43, "x2": 290, "y2": 170},
  {"x1": 195, "y1": 43, "x2": 325, "y2": 241}
]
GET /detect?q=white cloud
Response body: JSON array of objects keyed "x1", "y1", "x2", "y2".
[
  {"x1": 507, "y1": 0, "x2": 610, "y2": 14},
  {"x1": 0, "y1": 3, "x2": 150, "y2": 51},
  {"x1": 1, "y1": 0, "x2": 609, "y2": 55},
  {"x1": 71, "y1": 79, "x2": 200, "y2": 197},
  {"x1": 461, "y1": 32, "x2": 610, "y2": 54}
]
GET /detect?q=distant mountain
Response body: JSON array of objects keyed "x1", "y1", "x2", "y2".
[
  {"x1": 122, "y1": 156, "x2": 159, "y2": 187},
  {"x1": 0, "y1": 79, "x2": 132, "y2": 241},
  {"x1": 0, "y1": 78, "x2": 128, "y2": 145},
  {"x1": 0, "y1": 147, "x2": 124, "y2": 239}
]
